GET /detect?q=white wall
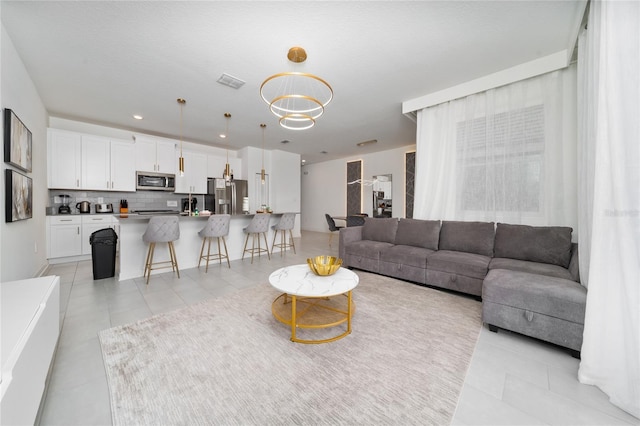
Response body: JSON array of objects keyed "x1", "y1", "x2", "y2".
[
  {"x1": 1, "y1": 26, "x2": 49, "y2": 281},
  {"x1": 301, "y1": 145, "x2": 415, "y2": 233}
]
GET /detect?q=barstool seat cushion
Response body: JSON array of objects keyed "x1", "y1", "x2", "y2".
[
  {"x1": 199, "y1": 214, "x2": 231, "y2": 238},
  {"x1": 143, "y1": 216, "x2": 180, "y2": 243},
  {"x1": 244, "y1": 213, "x2": 270, "y2": 233},
  {"x1": 272, "y1": 213, "x2": 296, "y2": 231}
]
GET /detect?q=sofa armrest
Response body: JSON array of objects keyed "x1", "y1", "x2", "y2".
[
  {"x1": 339, "y1": 226, "x2": 362, "y2": 260},
  {"x1": 569, "y1": 243, "x2": 581, "y2": 283}
]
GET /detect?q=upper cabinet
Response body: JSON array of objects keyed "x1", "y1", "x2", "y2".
[
  {"x1": 207, "y1": 154, "x2": 242, "y2": 179},
  {"x1": 81, "y1": 135, "x2": 110, "y2": 190},
  {"x1": 48, "y1": 129, "x2": 136, "y2": 192},
  {"x1": 175, "y1": 150, "x2": 207, "y2": 194},
  {"x1": 134, "y1": 137, "x2": 176, "y2": 174},
  {"x1": 48, "y1": 129, "x2": 82, "y2": 190},
  {"x1": 110, "y1": 139, "x2": 136, "y2": 191}
]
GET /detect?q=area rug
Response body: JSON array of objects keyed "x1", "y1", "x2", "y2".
[{"x1": 99, "y1": 272, "x2": 482, "y2": 425}]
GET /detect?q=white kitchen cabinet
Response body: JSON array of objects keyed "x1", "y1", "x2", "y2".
[
  {"x1": 49, "y1": 129, "x2": 136, "y2": 192},
  {"x1": 110, "y1": 139, "x2": 136, "y2": 191},
  {"x1": 207, "y1": 154, "x2": 242, "y2": 179},
  {"x1": 48, "y1": 129, "x2": 82, "y2": 189},
  {"x1": 47, "y1": 216, "x2": 82, "y2": 258},
  {"x1": 134, "y1": 137, "x2": 176, "y2": 174},
  {"x1": 81, "y1": 136, "x2": 135, "y2": 191},
  {"x1": 175, "y1": 150, "x2": 207, "y2": 194},
  {"x1": 81, "y1": 215, "x2": 116, "y2": 255},
  {"x1": 81, "y1": 135, "x2": 111, "y2": 190}
]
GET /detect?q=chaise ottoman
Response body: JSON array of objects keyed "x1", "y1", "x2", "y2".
[{"x1": 482, "y1": 268, "x2": 587, "y2": 357}]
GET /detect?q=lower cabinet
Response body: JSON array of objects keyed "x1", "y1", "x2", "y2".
[
  {"x1": 47, "y1": 216, "x2": 82, "y2": 258},
  {"x1": 47, "y1": 215, "x2": 119, "y2": 260}
]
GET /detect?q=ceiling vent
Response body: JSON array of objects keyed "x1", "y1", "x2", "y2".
[{"x1": 217, "y1": 73, "x2": 245, "y2": 89}]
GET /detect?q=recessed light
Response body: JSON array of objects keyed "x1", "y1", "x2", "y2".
[
  {"x1": 357, "y1": 139, "x2": 377, "y2": 147},
  {"x1": 281, "y1": 140, "x2": 290, "y2": 144},
  {"x1": 301, "y1": 159, "x2": 306, "y2": 163},
  {"x1": 321, "y1": 151, "x2": 328, "y2": 154},
  {"x1": 219, "y1": 134, "x2": 227, "y2": 139},
  {"x1": 133, "y1": 114, "x2": 143, "y2": 120}
]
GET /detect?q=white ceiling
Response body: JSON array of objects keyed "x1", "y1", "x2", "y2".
[{"x1": 1, "y1": 1, "x2": 585, "y2": 164}]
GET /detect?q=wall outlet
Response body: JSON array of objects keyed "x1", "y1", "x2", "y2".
[
  {"x1": 98, "y1": 197, "x2": 104, "y2": 203},
  {"x1": 34, "y1": 241, "x2": 38, "y2": 253},
  {"x1": 167, "y1": 200, "x2": 178, "y2": 207}
]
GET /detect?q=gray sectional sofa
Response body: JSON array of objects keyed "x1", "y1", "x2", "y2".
[{"x1": 338, "y1": 218, "x2": 587, "y2": 356}]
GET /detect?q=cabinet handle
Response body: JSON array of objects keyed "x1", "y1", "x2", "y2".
[
  {"x1": 107, "y1": 180, "x2": 110, "y2": 188},
  {"x1": 77, "y1": 227, "x2": 80, "y2": 235},
  {"x1": 76, "y1": 179, "x2": 80, "y2": 187}
]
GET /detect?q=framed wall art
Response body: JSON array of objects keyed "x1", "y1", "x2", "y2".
[
  {"x1": 5, "y1": 169, "x2": 33, "y2": 222},
  {"x1": 4, "y1": 108, "x2": 32, "y2": 172}
]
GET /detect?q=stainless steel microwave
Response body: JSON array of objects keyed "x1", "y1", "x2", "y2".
[{"x1": 136, "y1": 171, "x2": 175, "y2": 191}]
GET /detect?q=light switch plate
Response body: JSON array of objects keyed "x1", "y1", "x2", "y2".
[{"x1": 167, "y1": 200, "x2": 178, "y2": 207}]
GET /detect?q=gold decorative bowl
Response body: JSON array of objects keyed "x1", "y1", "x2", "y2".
[{"x1": 307, "y1": 256, "x2": 343, "y2": 276}]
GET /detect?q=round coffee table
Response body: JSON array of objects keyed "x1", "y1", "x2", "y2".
[{"x1": 268, "y1": 264, "x2": 359, "y2": 344}]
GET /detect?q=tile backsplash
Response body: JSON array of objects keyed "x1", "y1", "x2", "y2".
[{"x1": 49, "y1": 190, "x2": 204, "y2": 213}]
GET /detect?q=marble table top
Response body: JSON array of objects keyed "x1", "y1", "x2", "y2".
[{"x1": 268, "y1": 264, "x2": 359, "y2": 297}]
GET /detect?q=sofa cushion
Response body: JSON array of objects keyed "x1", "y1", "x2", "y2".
[
  {"x1": 394, "y1": 218, "x2": 441, "y2": 250},
  {"x1": 494, "y1": 223, "x2": 573, "y2": 268},
  {"x1": 426, "y1": 250, "x2": 491, "y2": 279},
  {"x1": 362, "y1": 217, "x2": 398, "y2": 244},
  {"x1": 489, "y1": 258, "x2": 574, "y2": 281},
  {"x1": 439, "y1": 221, "x2": 495, "y2": 257},
  {"x1": 483, "y1": 269, "x2": 586, "y2": 324},
  {"x1": 344, "y1": 240, "x2": 393, "y2": 260},
  {"x1": 380, "y1": 245, "x2": 432, "y2": 268}
]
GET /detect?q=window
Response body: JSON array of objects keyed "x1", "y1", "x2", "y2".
[{"x1": 456, "y1": 105, "x2": 544, "y2": 214}]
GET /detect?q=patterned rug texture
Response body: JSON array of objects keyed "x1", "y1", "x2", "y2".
[{"x1": 99, "y1": 271, "x2": 482, "y2": 425}]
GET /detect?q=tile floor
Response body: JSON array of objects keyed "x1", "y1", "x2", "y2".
[{"x1": 38, "y1": 231, "x2": 639, "y2": 425}]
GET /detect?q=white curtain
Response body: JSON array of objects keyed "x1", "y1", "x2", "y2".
[
  {"x1": 577, "y1": 0, "x2": 640, "y2": 418},
  {"x1": 414, "y1": 67, "x2": 577, "y2": 228}
]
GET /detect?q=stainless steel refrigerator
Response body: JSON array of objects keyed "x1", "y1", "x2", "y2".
[{"x1": 205, "y1": 178, "x2": 248, "y2": 215}]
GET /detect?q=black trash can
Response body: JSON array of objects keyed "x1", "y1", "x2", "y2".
[{"x1": 90, "y1": 228, "x2": 118, "y2": 280}]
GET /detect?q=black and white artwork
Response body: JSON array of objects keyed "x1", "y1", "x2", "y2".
[
  {"x1": 4, "y1": 108, "x2": 33, "y2": 173},
  {"x1": 5, "y1": 169, "x2": 33, "y2": 222}
]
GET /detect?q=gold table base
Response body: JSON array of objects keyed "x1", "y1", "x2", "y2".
[{"x1": 271, "y1": 292, "x2": 355, "y2": 344}]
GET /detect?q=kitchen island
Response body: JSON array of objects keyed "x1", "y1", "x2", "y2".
[{"x1": 117, "y1": 213, "x2": 288, "y2": 281}]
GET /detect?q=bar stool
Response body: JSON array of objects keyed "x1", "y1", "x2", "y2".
[
  {"x1": 242, "y1": 213, "x2": 271, "y2": 263},
  {"x1": 271, "y1": 212, "x2": 296, "y2": 256},
  {"x1": 142, "y1": 216, "x2": 180, "y2": 285},
  {"x1": 198, "y1": 214, "x2": 231, "y2": 271}
]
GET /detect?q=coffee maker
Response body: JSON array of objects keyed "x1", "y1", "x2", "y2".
[
  {"x1": 58, "y1": 194, "x2": 71, "y2": 214},
  {"x1": 181, "y1": 197, "x2": 197, "y2": 213}
]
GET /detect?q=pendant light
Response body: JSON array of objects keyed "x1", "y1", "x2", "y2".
[
  {"x1": 177, "y1": 98, "x2": 186, "y2": 176},
  {"x1": 223, "y1": 113, "x2": 232, "y2": 186},
  {"x1": 260, "y1": 123, "x2": 267, "y2": 184},
  {"x1": 260, "y1": 47, "x2": 333, "y2": 130}
]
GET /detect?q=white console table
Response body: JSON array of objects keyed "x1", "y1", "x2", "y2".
[{"x1": 1, "y1": 275, "x2": 60, "y2": 425}]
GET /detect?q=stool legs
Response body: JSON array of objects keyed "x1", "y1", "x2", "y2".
[
  {"x1": 199, "y1": 236, "x2": 230, "y2": 272},
  {"x1": 242, "y1": 232, "x2": 271, "y2": 264},
  {"x1": 144, "y1": 241, "x2": 180, "y2": 284},
  {"x1": 271, "y1": 229, "x2": 296, "y2": 255}
]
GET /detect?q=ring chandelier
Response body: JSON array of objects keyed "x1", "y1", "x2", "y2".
[{"x1": 260, "y1": 47, "x2": 333, "y2": 130}]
